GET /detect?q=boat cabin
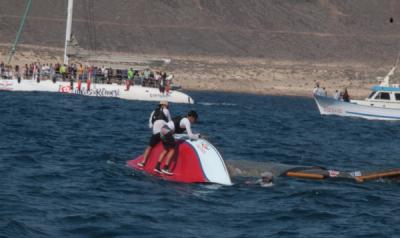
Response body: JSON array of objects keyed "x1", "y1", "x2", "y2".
[{"x1": 367, "y1": 85, "x2": 400, "y2": 102}]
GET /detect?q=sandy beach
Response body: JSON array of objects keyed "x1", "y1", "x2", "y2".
[{"x1": 0, "y1": 46, "x2": 394, "y2": 99}]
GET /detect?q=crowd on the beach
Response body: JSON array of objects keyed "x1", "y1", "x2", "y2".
[
  {"x1": 313, "y1": 83, "x2": 350, "y2": 102},
  {"x1": 0, "y1": 61, "x2": 175, "y2": 91}
]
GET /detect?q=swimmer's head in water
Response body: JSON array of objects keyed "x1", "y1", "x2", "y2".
[
  {"x1": 261, "y1": 172, "x2": 273, "y2": 183},
  {"x1": 260, "y1": 172, "x2": 274, "y2": 187}
]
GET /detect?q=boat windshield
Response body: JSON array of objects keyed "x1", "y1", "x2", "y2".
[
  {"x1": 375, "y1": 92, "x2": 391, "y2": 100},
  {"x1": 368, "y1": 91, "x2": 377, "y2": 99}
]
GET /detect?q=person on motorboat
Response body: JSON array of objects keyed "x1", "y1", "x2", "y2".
[
  {"x1": 313, "y1": 83, "x2": 320, "y2": 96},
  {"x1": 313, "y1": 83, "x2": 326, "y2": 96},
  {"x1": 322, "y1": 87, "x2": 327, "y2": 96},
  {"x1": 333, "y1": 90, "x2": 340, "y2": 100},
  {"x1": 138, "y1": 101, "x2": 172, "y2": 168},
  {"x1": 155, "y1": 110, "x2": 200, "y2": 175},
  {"x1": 342, "y1": 88, "x2": 350, "y2": 102}
]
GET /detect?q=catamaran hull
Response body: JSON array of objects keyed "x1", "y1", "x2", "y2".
[
  {"x1": 314, "y1": 94, "x2": 400, "y2": 120},
  {"x1": 127, "y1": 137, "x2": 233, "y2": 186},
  {"x1": 0, "y1": 79, "x2": 194, "y2": 104}
]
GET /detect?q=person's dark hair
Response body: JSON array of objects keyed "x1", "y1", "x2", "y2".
[{"x1": 187, "y1": 110, "x2": 198, "y2": 121}]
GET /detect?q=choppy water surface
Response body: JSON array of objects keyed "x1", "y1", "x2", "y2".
[{"x1": 1, "y1": 91, "x2": 399, "y2": 237}]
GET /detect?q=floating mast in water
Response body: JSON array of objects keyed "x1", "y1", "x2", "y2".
[{"x1": 64, "y1": 0, "x2": 74, "y2": 65}]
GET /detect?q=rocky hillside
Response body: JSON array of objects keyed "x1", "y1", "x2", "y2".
[{"x1": 1, "y1": 0, "x2": 400, "y2": 63}]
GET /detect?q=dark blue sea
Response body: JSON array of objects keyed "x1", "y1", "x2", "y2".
[{"x1": 1, "y1": 91, "x2": 399, "y2": 238}]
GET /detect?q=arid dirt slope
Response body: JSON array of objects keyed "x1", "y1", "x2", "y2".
[{"x1": 1, "y1": 0, "x2": 400, "y2": 96}]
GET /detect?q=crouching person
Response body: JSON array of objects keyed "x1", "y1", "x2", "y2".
[
  {"x1": 154, "y1": 121, "x2": 176, "y2": 175},
  {"x1": 155, "y1": 110, "x2": 200, "y2": 175}
]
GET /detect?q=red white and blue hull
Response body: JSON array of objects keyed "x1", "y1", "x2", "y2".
[{"x1": 127, "y1": 136, "x2": 233, "y2": 185}]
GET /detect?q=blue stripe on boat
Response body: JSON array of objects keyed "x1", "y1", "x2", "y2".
[
  {"x1": 371, "y1": 86, "x2": 400, "y2": 92},
  {"x1": 346, "y1": 111, "x2": 400, "y2": 119}
]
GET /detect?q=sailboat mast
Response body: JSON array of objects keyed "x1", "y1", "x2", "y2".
[
  {"x1": 64, "y1": 0, "x2": 74, "y2": 65},
  {"x1": 7, "y1": 0, "x2": 32, "y2": 64}
]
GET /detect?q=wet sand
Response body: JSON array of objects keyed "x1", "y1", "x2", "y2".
[{"x1": 1, "y1": 46, "x2": 394, "y2": 99}]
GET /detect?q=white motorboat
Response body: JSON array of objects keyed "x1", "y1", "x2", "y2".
[{"x1": 314, "y1": 65, "x2": 400, "y2": 120}]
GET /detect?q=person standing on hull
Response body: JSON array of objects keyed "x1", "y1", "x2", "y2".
[
  {"x1": 138, "y1": 101, "x2": 172, "y2": 168},
  {"x1": 154, "y1": 120, "x2": 176, "y2": 175},
  {"x1": 156, "y1": 110, "x2": 199, "y2": 175}
]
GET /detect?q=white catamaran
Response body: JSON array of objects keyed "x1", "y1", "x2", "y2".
[
  {"x1": 314, "y1": 64, "x2": 400, "y2": 120},
  {"x1": 0, "y1": 0, "x2": 194, "y2": 104}
]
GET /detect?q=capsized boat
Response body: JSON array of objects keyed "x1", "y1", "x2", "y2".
[
  {"x1": 226, "y1": 160, "x2": 400, "y2": 183},
  {"x1": 0, "y1": 79, "x2": 194, "y2": 104},
  {"x1": 127, "y1": 135, "x2": 233, "y2": 185},
  {"x1": 314, "y1": 65, "x2": 400, "y2": 120}
]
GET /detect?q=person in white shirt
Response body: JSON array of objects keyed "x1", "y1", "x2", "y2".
[
  {"x1": 156, "y1": 110, "x2": 200, "y2": 175},
  {"x1": 148, "y1": 102, "x2": 171, "y2": 129},
  {"x1": 313, "y1": 83, "x2": 320, "y2": 96},
  {"x1": 172, "y1": 110, "x2": 199, "y2": 139},
  {"x1": 321, "y1": 87, "x2": 327, "y2": 96},
  {"x1": 313, "y1": 83, "x2": 328, "y2": 97},
  {"x1": 333, "y1": 90, "x2": 340, "y2": 100},
  {"x1": 153, "y1": 120, "x2": 176, "y2": 174},
  {"x1": 138, "y1": 101, "x2": 171, "y2": 168}
]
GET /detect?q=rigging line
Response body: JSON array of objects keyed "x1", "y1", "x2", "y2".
[
  {"x1": 7, "y1": 0, "x2": 33, "y2": 64},
  {"x1": 89, "y1": 0, "x2": 97, "y2": 55},
  {"x1": 85, "y1": 0, "x2": 93, "y2": 57},
  {"x1": 395, "y1": 51, "x2": 400, "y2": 68}
]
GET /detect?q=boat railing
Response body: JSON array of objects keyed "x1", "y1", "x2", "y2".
[{"x1": 0, "y1": 69, "x2": 179, "y2": 90}]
